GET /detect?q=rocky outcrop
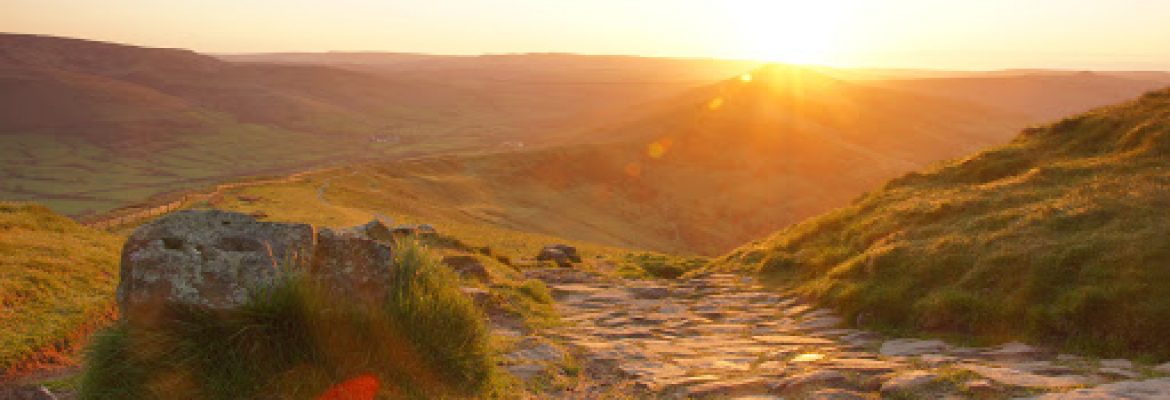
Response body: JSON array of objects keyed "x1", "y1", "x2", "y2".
[
  {"x1": 118, "y1": 210, "x2": 316, "y2": 323},
  {"x1": 117, "y1": 211, "x2": 398, "y2": 324}
]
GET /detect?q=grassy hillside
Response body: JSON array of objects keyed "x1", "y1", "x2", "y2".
[
  {"x1": 243, "y1": 65, "x2": 1032, "y2": 255},
  {"x1": 0, "y1": 35, "x2": 763, "y2": 216},
  {"x1": 720, "y1": 89, "x2": 1170, "y2": 359},
  {"x1": 0, "y1": 202, "x2": 121, "y2": 375}
]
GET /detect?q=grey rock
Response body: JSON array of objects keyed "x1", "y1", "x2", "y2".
[
  {"x1": 440, "y1": 254, "x2": 490, "y2": 282},
  {"x1": 880, "y1": 370, "x2": 939, "y2": 395},
  {"x1": 984, "y1": 341, "x2": 1043, "y2": 359},
  {"x1": 960, "y1": 363, "x2": 1099, "y2": 389},
  {"x1": 310, "y1": 227, "x2": 395, "y2": 304},
  {"x1": 879, "y1": 338, "x2": 949, "y2": 356},
  {"x1": 117, "y1": 210, "x2": 315, "y2": 323},
  {"x1": 628, "y1": 285, "x2": 670, "y2": 299},
  {"x1": 963, "y1": 379, "x2": 998, "y2": 394},
  {"x1": 1027, "y1": 377, "x2": 1170, "y2": 399},
  {"x1": 538, "y1": 244, "x2": 580, "y2": 264},
  {"x1": 1155, "y1": 362, "x2": 1170, "y2": 374}
]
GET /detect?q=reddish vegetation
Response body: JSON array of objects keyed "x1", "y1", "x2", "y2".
[{"x1": 317, "y1": 374, "x2": 381, "y2": 400}]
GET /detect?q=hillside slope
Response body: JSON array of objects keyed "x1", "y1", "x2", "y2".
[
  {"x1": 721, "y1": 89, "x2": 1170, "y2": 358},
  {"x1": 257, "y1": 65, "x2": 1035, "y2": 255},
  {"x1": 0, "y1": 203, "x2": 121, "y2": 375}
]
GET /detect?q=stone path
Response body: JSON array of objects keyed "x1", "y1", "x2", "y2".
[{"x1": 510, "y1": 268, "x2": 1170, "y2": 399}]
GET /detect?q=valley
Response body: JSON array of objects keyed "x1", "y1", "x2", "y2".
[{"x1": 3, "y1": 31, "x2": 1170, "y2": 400}]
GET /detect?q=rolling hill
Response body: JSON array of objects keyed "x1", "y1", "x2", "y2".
[
  {"x1": 0, "y1": 35, "x2": 760, "y2": 215},
  {"x1": 227, "y1": 65, "x2": 1047, "y2": 255},
  {"x1": 719, "y1": 88, "x2": 1170, "y2": 358}
]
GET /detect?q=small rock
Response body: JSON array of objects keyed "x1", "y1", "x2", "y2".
[
  {"x1": 538, "y1": 244, "x2": 581, "y2": 263},
  {"x1": 536, "y1": 248, "x2": 572, "y2": 267},
  {"x1": 440, "y1": 255, "x2": 490, "y2": 282},
  {"x1": 880, "y1": 370, "x2": 939, "y2": 395},
  {"x1": 1027, "y1": 377, "x2": 1170, "y2": 399},
  {"x1": 984, "y1": 341, "x2": 1043, "y2": 359},
  {"x1": 963, "y1": 379, "x2": 998, "y2": 395},
  {"x1": 628, "y1": 285, "x2": 669, "y2": 299},
  {"x1": 879, "y1": 339, "x2": 949, "y2": 356},
  {"x1": 1155, "y1": 362, "x2": 1170, "y2": 374}
]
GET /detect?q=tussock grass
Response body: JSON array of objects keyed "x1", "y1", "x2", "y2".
[
  {"x1": 720, "y1": 89, "x2": 1170, "y2": 359},
  {"x1": 80, "y1": 241, "x2": 496, "y2": 399},
  {"x1": 0, "y1": 202, "x2": 121, "y2": 374},
  {"x1": 617, "y1": 252, "x2": 708, "y2": 279}
]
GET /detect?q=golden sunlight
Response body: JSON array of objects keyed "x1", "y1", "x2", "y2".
[{"x1": 727, "y1": 0, "x2": 846, "y2": 64}]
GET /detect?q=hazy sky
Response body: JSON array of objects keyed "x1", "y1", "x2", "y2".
[{"x1": 3, "y1": 0, "x2": 1169, "y2": 70}]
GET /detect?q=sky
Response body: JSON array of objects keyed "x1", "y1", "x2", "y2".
[{"x1": 3, "y1": 0, "x2": 1169, "y2": 70}]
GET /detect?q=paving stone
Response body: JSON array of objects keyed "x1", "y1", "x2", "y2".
[
  {"x1": 827, "y1": 358, "x2": 903, "y2": 373},
  {"x1": 806, "y1": 388, "x2": 867, "y2": 400},
  {"x1": 685, "y1": 377, "x2": 770, "y2": 398},
  {"x1": 1026, "y1": 377, "x2": 1170, "y2": 399},
  {"x1": 984, "y1": 341, "x2": 1044, "y2": 359},
  {"x1": 961, "y1": 363, "x2": 1100, "y2": 389},
  {"x1": 879, "y1": 338, "x2": 949, "y2": 356},
  {"x1": 1099, "y1": 367, "x2": 1143, "y2": 379},
  {"x1": 880, "y1": 370, "x2": 939, "y2": 395},
  {"x1": 751, "y1": 335, "x2": 835, "y2": 345}
]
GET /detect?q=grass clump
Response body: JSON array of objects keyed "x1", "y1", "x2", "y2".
[
  {"x1": 80, "y1": 241, "x2": 496, "y2": 399},
  {"x1": 617, "y1": 252, "x2": 708, "y2": 279},
  {"x1": 719, "y1": 89, "x2": 1170, "y2": 359},
  {"x1": 0, "y1": 202, "x2": 122, "y2": 374}
]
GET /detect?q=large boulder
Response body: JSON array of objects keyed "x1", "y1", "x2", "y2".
[
  {"x1": 117, "y1": 210, "x2": 315, "y2": 323},
  {"x1": 311, "y1": 228, "x2": 396, "y2": 304},
  {"x1": 117, "y1": 211, "x2": 399, "y2": 325}
]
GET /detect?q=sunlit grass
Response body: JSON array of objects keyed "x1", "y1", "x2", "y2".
[
  {"x1": 719, "y1": 89, "x2": 1170, "y2": 359},
  {"x1": 0, "y1": 203, "x2": 121, "y2": 374}
]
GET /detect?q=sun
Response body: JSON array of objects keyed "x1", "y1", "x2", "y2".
[{"x1": 727, "y1": 0, "x2": 848, "y2": 65}]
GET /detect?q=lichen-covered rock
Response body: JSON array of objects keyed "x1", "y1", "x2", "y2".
[
  {"x1": 310, "y1": 228, "x2": 395, "y2": 304},
  {"x1": 117, "y1": 210, "x2": 315, "y2": 323}
]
